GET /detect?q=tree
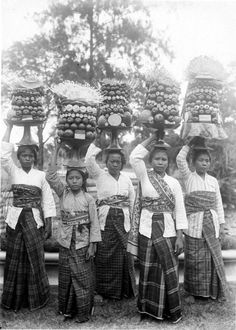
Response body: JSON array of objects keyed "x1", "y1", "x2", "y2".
[{"x1": 2, "y1": 0, "x2": 173, "y2": 168}]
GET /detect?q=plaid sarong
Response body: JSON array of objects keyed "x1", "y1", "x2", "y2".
[
  {"x1": 95, "y1": 207, "x2": 136, "y2": 299},
  {"x1": 1, "y1": 209, "x2": 49, "y2": 311},
  {"x1": 58, "y1": 227, "x2": 95, "y2": 321},
  {"x1": 184, "y1": 191, "x2": 228, "y2": 298},
  {"x1": 138, "y1": 213, "x2": 181, "y2": 322}
]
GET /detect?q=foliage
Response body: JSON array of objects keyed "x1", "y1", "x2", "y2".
[{"x1": 2, "y1": 0, "x2": 173, "y2": 167}]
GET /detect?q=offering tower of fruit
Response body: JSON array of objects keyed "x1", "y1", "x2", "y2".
[
  {"x1": 180, "y1": 56, "x2": 227, "y2": 140},
  {"x1": 6, "y1": 77, "x2": 46, "y2": 145},
  {"x1": 97, "y1": 79, "x2": 133, "y2": 149},
  {"x1": 139, "y1": 67, "x2": 182, "y2": 141},
  {"x1": 52, "y1": 81, "x2": 103, "y2": 163},
  {"x1": 97, "y1": 79, "x2": 132, "y2": 129},
  {"x1": 53, "y1": 81, "x2": 102, "y2": 141}
]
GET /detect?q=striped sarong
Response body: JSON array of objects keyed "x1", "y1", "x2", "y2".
[
  {"x1": 184, "y1": 191, "x2": 228, "y2": 299},
  {"x1": 58, "y1": 227, "x2": 94, "y2": 321},
  {"x1": 95, "y1": 207, "x2": 136, "y2": 299},
  {"x1": 1, "y1": 209, "x2": 49, "y2": 311},
  {"x1": 138, "y1": 214, "x2": 181, "y2": 322}
]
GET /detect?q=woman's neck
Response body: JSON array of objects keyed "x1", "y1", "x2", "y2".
[
  {"x1": 22, "y1": 167, "x2": 32, "y2": 173},
  {"x1": 109, "y1": 172, "x2": 120, "y2": 181},
  {"x1": 196, "y1": 171, "x2": 206, "y2": 179}
]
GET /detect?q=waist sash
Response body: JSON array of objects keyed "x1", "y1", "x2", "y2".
[
  {"x1": 185, "y1": 191, "x2": 216, "y2": 215},
  {"x1": 141, "y1": 197, "x2": 174, "y2": 214},
  {"x1": 61, "y1": 210, "x2": 90, "y2": 228},
  {"x1": 12, "y1": 184, "x2": 42, "y2": 210},
  {"x1": 97, "y1": 195, "x2": 129, "y2": 209}
]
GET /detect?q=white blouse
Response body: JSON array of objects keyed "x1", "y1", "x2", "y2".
[
  {"x1": 85, "y1": 143, "x2": 135, "y2": 232},
  {"x1": 1, "y1": 142, "x2": 56, "y2": 229},
  {"x1": 130, "y1": 144, "x2": 188, "y2": 238}
]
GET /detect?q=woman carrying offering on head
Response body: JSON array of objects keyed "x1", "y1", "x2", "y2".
[
  {"x1": 1, "y1": 122, "x2": 56, "y2": 312},
  {"x1": 128, "y1": 132, "x2": 188, "y2": 324},
  {"x1": 85, "y1": 132, "x2": 136, "y2": 301},
  {"x1": 46, "y1": 141, "x2": 101, "y2": 323},
  {"x1": 176, "y1": 137, "x2": 228, "y2": 301}
]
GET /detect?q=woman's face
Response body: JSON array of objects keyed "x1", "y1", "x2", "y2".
[
  {"x1": 66, "y1": 170, "x2": 83, "y2": 192},
  {"x1": 106, "y1": 153, "x2": 122, "y2": 177},
  {"x1": 194, "y1": 153, "x2": 211, "y2": 175},
  {"x1": 18, "y1": 148, "x2": 35, "y2": 170},
  {"x1": 151, "y1": 150, "x2": 168, "y2": 175}
]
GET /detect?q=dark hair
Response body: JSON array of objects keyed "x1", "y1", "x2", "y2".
[
  {"x1": 66, "y1": 168, "x2": 88, "y2": 192},
  {"x1": 105, "y1": 150, "x2": 126, "y2": 170},
  {"x1": 192, "y1": 149, "x2": 211, "y2": 164},
  {"x1": 17, "y1": 145, "x2": 38, "y2": 166}
]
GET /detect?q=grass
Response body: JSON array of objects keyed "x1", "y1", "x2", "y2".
[{"x1": 1, "y1": 284, "x2": 236, "y2": 330}]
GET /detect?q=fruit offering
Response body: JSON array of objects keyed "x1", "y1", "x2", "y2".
[
  {"x1": 9, "y1": 87, "x2": 45, "y2": 122},
  {"x1": 97, "y1": 79, "x2": 132, "y2": 129},
  {"x1": 183, "y1": 77, "x2": 222, "y2": 124},
  {"x1": 52, "y1": 82, "x2": 102, "y2": 140},
  {"x1": 180, "y1": 56, "x2": 227, "y2": 140},
  {"x1": 139, "y1": 67, "x2": 181, "y2": 128}
]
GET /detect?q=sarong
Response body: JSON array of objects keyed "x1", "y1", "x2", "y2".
[
  {"x1": 184, "y1": 191, "x2": 228, "y2": 298},
  {"x1": 1, "y1": 209, "x2": 49, "y2": 311},
  {"x1": 128, "y1": 170, "x2": 181, "y2": 321},
  {"x1": 95, "y1": 207, "x2": 136, "y2": 299},
  {"x1": 58, "y1": 227, "x2": 94, "y2": 321},
  {"x1": 138, "y1": 214, "x2": 181, "y2": 322}
]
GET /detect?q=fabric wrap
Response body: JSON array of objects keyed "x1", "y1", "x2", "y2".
[
  {"x1": 185, "y1": 190, "x2": 216, "y2": 215},
  {"x1": 96, "y1": 195, "x2": 130, "y2": 208},
  {"x1": 12, "y1": 184, "x2": 42, "y2": 209}
]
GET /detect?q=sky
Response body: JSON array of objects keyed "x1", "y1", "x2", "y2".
[{"x1": 1, "y1": 0, "x2": 236, "y2": 141}]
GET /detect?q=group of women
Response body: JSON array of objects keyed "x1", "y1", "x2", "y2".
[{"x1": 1, "y1": 121, "x2": 228, "y2": 324}]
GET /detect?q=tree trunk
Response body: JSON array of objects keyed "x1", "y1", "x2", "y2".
[
  {"x1": 38, "y1": 124, "x2": 44, "y2": 170},
  {"x1": 88, "y1": 0, "x2": 94, "y2": 83}
]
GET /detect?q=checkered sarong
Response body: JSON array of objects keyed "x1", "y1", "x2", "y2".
[
  {"x1": 95, "y1": 207, "x2": 136, "y2": 299},
  {"x1": 58, "y1": 227, "x2": 94, "y2": 321},
  {"x1": 138, "y1": 214, "x2": 181, "y2": 322},
  {"x1": 184, "y1": 210, "x2": 228, "y2": 298},
  {"x1": 1, "y1": 209, "x2": 49, "y2": 311}
]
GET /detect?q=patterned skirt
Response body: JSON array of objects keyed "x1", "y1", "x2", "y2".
[
  {"x1": 184, "y1": 210, "x2": 228, "y2": 299},
  {"x1": 95, "y1": 207, "x2": 136, "y2": 299},
  {"x1": 138, "y1": 213, "x2": 181, "y2": 322},
  {"x1": 58, "y1": 227, "x2": 95, "y2": 321},
  {"x1": 1, "y1": 209, "x2": 49, "y2": 311}
]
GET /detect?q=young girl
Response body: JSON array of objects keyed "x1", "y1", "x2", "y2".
[{"x1": 46, "y1": 141, "x2": 101, "y2": 323}]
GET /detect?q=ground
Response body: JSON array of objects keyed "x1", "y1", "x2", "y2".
[{"x1": 0, "y1": 284, "x2": 236, "y2": 330}]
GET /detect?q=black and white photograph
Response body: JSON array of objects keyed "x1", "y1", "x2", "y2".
[{"x1": 0, "y1": 0, "x2": 236, "y2": 329}]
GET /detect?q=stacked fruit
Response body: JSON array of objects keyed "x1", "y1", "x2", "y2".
[
  {"x1": 138, "y1": 67, "x2": 181, "y2": 128},
  {"x1": 97, "y1": 80, "x2": 132, "y2": 128},
  {"x1": 56, "y1": 101, "x2": 97, "y2": 140},
  {"x1": 53, "y1": 82, "x2": 102, "y2": 140},
  {"x1": 183, "y1": 78, "x2": 221, "y2": 124},
  {"x1": 140, "y1": 82, "x2": 181, "y2": 127},
  {"x1": 9, "y1": 87, "x2": 45, "y2": 122}
]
